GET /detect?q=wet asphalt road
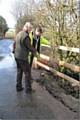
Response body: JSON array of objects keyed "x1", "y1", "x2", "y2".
[
  {"x1": 0, "y1": 39, "x2": 76, "y2": 120},
  {"x1": 0, "y1": 39, "x2": 55, "y2": 119}
]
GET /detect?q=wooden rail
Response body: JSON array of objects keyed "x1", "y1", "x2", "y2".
[
  {"x1": 39, "y1": 54, "x2": 80, "y2": 72},
  {"x1": 41, "y1": 44, "x2": 80, "y2": 53},
  {"x1": 59, "y1": 61, "x2": 80, "y2": 73},
  {"x1": 36, "y1": 61, "x2": 80, "y2": 87},
  {"x1": 58, "y1": 46, "x2": 80, "y2": 53},
  {"x1": 34, "y1": 45, "x2": 80, "y2": 87}
]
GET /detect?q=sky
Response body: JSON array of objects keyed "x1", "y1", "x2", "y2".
[
  {"x1": 0, "y1": 0, "x2": 38, "y2": 28},
  {"x1": 0, "y1": 0, "x2": 16, "y2": 28}
]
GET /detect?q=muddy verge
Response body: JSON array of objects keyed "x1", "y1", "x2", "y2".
[{"x1": 35, "y1": 68, "x2": 80, "y2": 113}]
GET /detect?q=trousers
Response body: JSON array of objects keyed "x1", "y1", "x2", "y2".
[{"x1": 15, "y1": 58, "x2": 32, "y2": 91}]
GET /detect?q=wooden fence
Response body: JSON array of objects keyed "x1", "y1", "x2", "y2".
[{"x1": 34, "y1": 45, "x2": 80, "y2": 87}]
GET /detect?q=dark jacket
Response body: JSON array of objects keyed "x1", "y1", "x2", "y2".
[
  {"x1": 32, "y1": 33, "x2": 40, "y2": 53},
  {"x1": 30, "y1": 33, "x2": 41, "y2": 67},
  {"x1": 14, "y1": 31, "x2": 35, "y2": 61}
]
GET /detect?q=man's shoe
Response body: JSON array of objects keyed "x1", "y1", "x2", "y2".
[{"x1": 16, "y1": 87, "x2": 24, "y2": 92}]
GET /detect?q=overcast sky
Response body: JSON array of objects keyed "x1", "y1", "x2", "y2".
[
  {"x1": 0, "y1": 0, "x2": 16, "y2": 28},
  {"x1": 0, "y1": 0, "x2": 38, "y2": 28}
]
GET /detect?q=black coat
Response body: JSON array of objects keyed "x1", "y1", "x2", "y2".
[
  {"x1": 32, "y1": 34, "x2": 40, "y2": 53},
  {"x1": 30, "y1": 33, "x2": 41, "y2": 67}
]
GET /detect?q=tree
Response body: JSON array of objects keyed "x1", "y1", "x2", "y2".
[
  {"x1": 12, "y1": 0, "x2": 40, "y2": 33},
  {"x1": 11, "y1": 0, "x2": 36, "y2": 21},
  {"x1": 0, "y1": 16, "x2": 8, "y2": 37}
]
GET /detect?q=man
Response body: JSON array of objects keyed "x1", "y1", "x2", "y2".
[
  {"x1": 29, "y1": 26, "x2": 49, "y2": 67},
  {"x1": 14, "y1": 22, "x2": 36, "y2": 93}
]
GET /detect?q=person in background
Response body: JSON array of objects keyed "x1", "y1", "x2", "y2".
[
  {"x1": 29, "y1": 25, "x2": 49, "y2": 67},
  {"x1": 14, "y1": 22, "x2": 36, "y2": 93}
]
